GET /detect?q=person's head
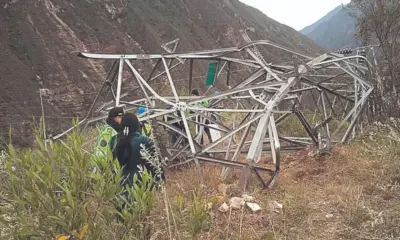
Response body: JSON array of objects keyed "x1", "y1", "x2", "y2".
[
  {"x1": 138, "y1": 106, "x2": 147, "y2": 115},
  {"x1": 120, "y1": 113, "x2": 141, "y2": 134},
  {"x1": 108, "y1": 107, "x2": 124, "y2": 124},
  {"x1": 191, "y1": 89, "x2": 200, "y2": 96}
]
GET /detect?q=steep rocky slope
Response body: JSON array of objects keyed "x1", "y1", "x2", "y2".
[
  {"x1": 0, "y1": 0, "x2": 323, "y2": 145},
  {"x1": 300, "y1": 4, "x2": 359, "y2": 50}
]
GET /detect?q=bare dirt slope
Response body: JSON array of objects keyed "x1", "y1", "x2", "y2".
[{"x1": 0, "y1": 0, "x2": 323, "y2": 145}]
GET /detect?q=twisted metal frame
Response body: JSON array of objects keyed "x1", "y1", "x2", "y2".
[{"x1": 53, "y1": 38, "x2": 376, "y2": 190}]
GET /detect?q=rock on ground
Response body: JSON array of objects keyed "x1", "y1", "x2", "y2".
[
  {"x1": 218, "y1": 202, "x2": 229, "y2": 213},
  {"x1": 246, "y1": 202, "x2": 261, "y2": 213},
  {"x1": 268, "y1": 200, "x2": 283, "y2": 213},
  {"x1": 229, "y1": 197, "x2": 246, "y2": 210}
]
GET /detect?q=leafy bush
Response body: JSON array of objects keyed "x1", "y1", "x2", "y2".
[
  {"x1": 187, "y1": 190, "x2": 211, "y2": 237},
  {"x1": 0, "y1": 124, "x2": 158, "y2": 240}
]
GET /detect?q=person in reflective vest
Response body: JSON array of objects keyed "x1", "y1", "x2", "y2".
[
  {"x1": 191, "y1": 89, "x2": 209, "y2": 108},
  {"x1": 138, "y1": 107, "x2": 153, "y2": 139},
  {"x1": 191, "y1": 89, "x2": 212, "y2": 144},
  {"x1": 95, "y1": 107, "x2": 124, "y2": 158}
]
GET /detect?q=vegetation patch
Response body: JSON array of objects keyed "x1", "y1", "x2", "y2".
[{"x1": 0, "y1": 120, "x2": 399, "y2": 239}]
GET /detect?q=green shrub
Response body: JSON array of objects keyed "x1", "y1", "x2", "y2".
[
  {"x1": 187, "y1": 190, "x2": 211, "y2": 237},
  {"x1": 115, "y1": 167, "x2": 158, "y2": 239},
  {"x1": 0, "y1": 123, "x2": 158, "y2": 240}
]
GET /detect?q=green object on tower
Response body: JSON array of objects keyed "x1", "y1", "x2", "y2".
[{"x1": 205, "y1": 61, "x2": 217, "y2": 86}]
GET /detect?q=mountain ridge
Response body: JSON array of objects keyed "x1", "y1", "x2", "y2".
[
  {"x1": 300, "y1": 5, "x2": 342, "y2": 36},
  {"x1": 300, "y1": 4, "x2": 359, "y2": 50}
]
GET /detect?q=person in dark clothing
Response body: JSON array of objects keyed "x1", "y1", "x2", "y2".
[
  {"x1": 110, "y1": 113, "x2": 164, "y2": 184},
  {"x1": 106, "y1": 107, "x2": 125, "y2": 133},
  {"x1": 110, "y1": 113, "x2": 164, "y2": 220},
  {"x1": 190, "y1": 89, "x2": 212, "y2": 145},
  {"x1": 163, "y1": 106, "x2": 187, "y2": 147}
]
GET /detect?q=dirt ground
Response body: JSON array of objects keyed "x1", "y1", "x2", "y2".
[{"x1": 157, "y1": 140, "x2": 400, "y2": 240}]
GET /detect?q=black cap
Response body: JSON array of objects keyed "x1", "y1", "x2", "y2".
[
  {"x1": 108, "y1": 107, "x2": 124, "y2": 118},
  {"x1": 191, "y1": 89, "x2": 199, "y2": 96}
]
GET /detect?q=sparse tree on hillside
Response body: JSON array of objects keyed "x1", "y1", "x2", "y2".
[{"x1": 352, "y1": 0, "x2": 400, "y2": 93}]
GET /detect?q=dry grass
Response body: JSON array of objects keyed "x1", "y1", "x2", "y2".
[{"x1": 145, "y1": 124, "x2": 400, "y2": 240}]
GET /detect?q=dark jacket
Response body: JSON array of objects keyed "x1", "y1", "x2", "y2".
[
  {"x1": 106, "y1": 117, "x2": 122, "y2": 133},
  {"x1": 164, "y1": 112, "x2": 184, "y2": 130},
  {"x1": 110, "y1": 132, "x2": 164, "y2": 183}
]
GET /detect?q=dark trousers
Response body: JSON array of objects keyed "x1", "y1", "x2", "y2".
[
  {"x1": 169, "y1": 130, "x2": 188, "y2": 147},
  {"x1": 116, "y1": 171, "x2": 161, "y2": 222},
  {"x1": 115, "y1": 173, "x2": 133, "y2": 222},
  {"x1": 196, "y1": 116, "x2": 212, "y2": 145},
  {"x1": 188, "y1": 111, "x2": 212, "y2": 145}
]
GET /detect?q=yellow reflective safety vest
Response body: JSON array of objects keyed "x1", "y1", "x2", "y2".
[
  {"x1": 95, "y1": 124, "x2": 117, "y2": 158},
  {"x1": 141, "y1": 122, "x2": 153, "y2": 138},
  {"x1": 197, "y1": 99, "x2": 209, "y2": 108}
]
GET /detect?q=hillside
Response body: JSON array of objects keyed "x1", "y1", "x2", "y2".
[
  {"x1": 300, "y1": 4, "x2": 359, "y2": 50},
  {"x1": 301, "y1": 5, "x2": 343, "y2": 36},
  {"x1": 0, "y1": 0, "x2": 323, "y2": 146}
]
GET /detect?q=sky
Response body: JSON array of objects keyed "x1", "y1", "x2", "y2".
[{"x1": 239, "y1": 0, "x2": 351, "y2": 30}]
